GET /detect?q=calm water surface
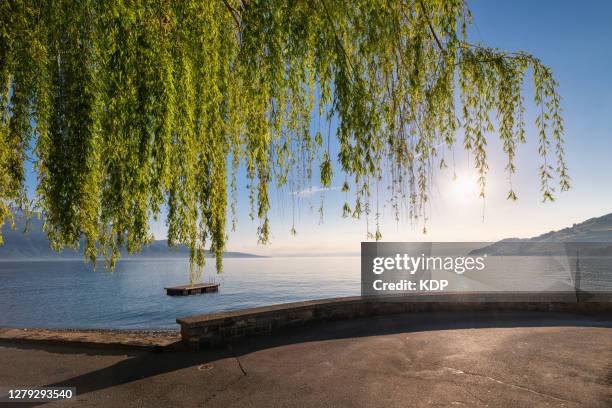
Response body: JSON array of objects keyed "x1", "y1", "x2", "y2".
[
  {"x1": 1, "y1": 256, "x2": 609, "y2": 329},
  {"x1": 0, "y1": 257, "x2": 360, "y2": 329}
]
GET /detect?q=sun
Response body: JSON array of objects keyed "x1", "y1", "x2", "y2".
[{"x1": 448, "y1": 172, "x2": 480, "y2": 206}]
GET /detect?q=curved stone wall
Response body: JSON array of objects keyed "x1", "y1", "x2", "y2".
[{"x1": 177, "y1": 293, "x2": 612, "y2": 349}]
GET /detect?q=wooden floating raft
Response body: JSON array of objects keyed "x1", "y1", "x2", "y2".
[{"x1": 165, "y1": 282, "x2": 219, "y2": 296}]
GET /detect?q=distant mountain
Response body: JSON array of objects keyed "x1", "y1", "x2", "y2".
[
  {"x1": 470, "y1": 212, "x2": 612, "y2": 256},
  {"x1": 0, "y1": 214, "x2": 261, "y2": 259}
]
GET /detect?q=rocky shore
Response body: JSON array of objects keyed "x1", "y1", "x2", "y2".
[{"x1": 0, "y1": 327, "x2": 180, "y2": 350}]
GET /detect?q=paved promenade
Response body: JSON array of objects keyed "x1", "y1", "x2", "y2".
[{"x1": 1, "y1": 311, "x2": 611, "y2": 407}]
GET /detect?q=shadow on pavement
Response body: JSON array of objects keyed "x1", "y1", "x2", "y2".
[{"x1": 18, "y1": 310, "x2": 612, "y2": 406}]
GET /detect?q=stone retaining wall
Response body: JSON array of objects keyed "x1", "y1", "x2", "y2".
[{"x1": 176, "y1": 293, "x2": 612, "y2": 349}]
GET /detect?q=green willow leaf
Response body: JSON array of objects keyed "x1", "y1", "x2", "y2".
[{"x1": 0, "y1": 0, "x2": 569, "y2": 283}]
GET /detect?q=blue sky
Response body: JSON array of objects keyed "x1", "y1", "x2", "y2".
[{"x1": 25, "y1": 1, "x2": 612, "y2": 256}]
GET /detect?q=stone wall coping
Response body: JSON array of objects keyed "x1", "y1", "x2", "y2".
[
  {"x1": 177, "y1": 296, "x2": 365, "y2": 327},
  {"x1": 176, "y1": 292, "x2": 610, "y2": 328}
]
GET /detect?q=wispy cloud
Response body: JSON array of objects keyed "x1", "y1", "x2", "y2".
[{"x1": 291, "y1": 186, "x2": 341, "y2": 198}]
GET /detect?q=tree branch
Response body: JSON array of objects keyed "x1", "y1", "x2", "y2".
[
  {"x1": 222, "y1": 0, "x2": 241, "y2": 29},
  {"x1": 418, "y1": 0, "x2": 443, "y2": 52},
  {"x1": 319, "y1": 0, "x2": 356, "y2": 78}
]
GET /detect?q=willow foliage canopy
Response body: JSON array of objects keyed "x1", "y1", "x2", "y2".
[{"x1": 0, "y1": 0, "x2": 569, "y2": 281}]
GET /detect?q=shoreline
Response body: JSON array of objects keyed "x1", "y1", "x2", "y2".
[
  {"x1": 2, "y1": 293, "x2": 611, "y2": 351},
  {"x1": 0, "y1": 327, "x2": 180, "y2": 350}
]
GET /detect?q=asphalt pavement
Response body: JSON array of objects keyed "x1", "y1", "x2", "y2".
[{"x1": 1, "y1": 311, "x2": 610, "y2": 407}]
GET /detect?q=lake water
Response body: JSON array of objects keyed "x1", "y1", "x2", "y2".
[
  {"x1": 0, "y1": 256, "x2": 610, "y2": 330},
  {"x1": 0, "y1": 257, "x2": 361, "y2": 330}
]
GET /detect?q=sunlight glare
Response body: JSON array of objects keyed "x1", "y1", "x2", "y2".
[{"x1": 449, "y1": 172, "x2": 480, "y2": 207}]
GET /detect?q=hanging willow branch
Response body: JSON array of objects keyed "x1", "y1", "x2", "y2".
[{"x1": 0, "y1": 0, "x2": 569, "y2": 282}]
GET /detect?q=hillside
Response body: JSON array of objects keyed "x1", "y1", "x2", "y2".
[
  {"x1": 0, "y1": 215, "x2": 260, "y2": 259},
  {"x1": 470, "y1": 212, "x2": 612, "y2": 256}
]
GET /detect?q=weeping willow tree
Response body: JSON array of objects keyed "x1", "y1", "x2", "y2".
[{"x1": 0, "y1": 0, "x2": 568, "y2": 282}]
